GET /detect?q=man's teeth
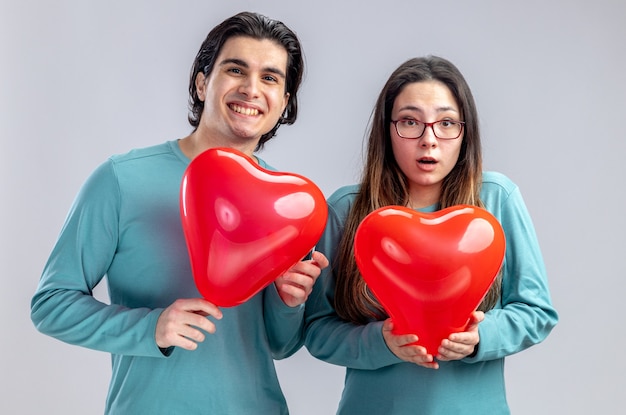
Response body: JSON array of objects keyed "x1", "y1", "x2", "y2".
[{"x1": 230, "y1": 104, "x2": 259, "y2": 116}]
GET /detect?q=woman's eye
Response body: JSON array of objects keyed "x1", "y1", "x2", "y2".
[
  {"x1": 403, "y1": 119, "x2": 419, "y2": 127},
  {"x1": 439, "y1": 120, "x2": 460, "y2": 128}
]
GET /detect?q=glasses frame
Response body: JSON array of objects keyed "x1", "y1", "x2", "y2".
[{"x1": 391, "y1": 119, "x2": 466, "y2": 140}]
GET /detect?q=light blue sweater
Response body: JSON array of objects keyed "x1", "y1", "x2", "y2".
[
  {"x1": 304, "y1": 172, "x2": 558, "y2": 414},
  {"x1": 31, "y1": 141, "x2": 304, "y2": 414}
]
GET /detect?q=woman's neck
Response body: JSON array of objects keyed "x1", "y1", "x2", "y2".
[{"x1": 407, "y1": 185, "x2": 441, "y2": 210}]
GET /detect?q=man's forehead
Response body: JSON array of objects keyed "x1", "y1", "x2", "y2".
[{"x1": 217, "y1": 37, "x2": 288, "y2": 74}]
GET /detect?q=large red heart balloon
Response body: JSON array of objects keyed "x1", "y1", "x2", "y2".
[
  {"x1": 180, "y1": 147, "x2": 328, "y2": 307},
  {"x1": 354, "y1": 205, "x2": 505, "y2": 355}
]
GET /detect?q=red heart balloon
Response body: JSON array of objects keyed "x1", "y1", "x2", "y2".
[
  {"x1": 354, "y1": 205, "x2": 505, "y2": 355},
  {"x1": 180, "y1": 147, "x2": 328, "y2": 307}
]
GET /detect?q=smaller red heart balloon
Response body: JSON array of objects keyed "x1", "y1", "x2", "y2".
[
  {"x1": 180, "y1": 147, "x2": 328, "y2": 307},
  {"x1": 354, "y1": 205, "x2": 505, "y2": 355}
]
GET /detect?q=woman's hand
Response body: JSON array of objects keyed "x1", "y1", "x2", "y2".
[
  {"x1": 155, "y1": 298, "x2": 223, "y2": 350},
  {"x1": 274, "y1": 251, "x2": 329, "y2": 307},
  {"x1": 382, "y1": 319, "x2": 439, "y2": 369},
  {"x1": 436, "y1": 311, "x2": 484, "y2": 361}
]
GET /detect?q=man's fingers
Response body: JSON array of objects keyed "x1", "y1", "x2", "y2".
[{"x1": 156, "y1": 298, "x2": 223, "y2": 349}]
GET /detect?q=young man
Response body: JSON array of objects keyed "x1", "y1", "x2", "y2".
[{"x1": 31, "y1": 12, "x2": 328, "y2": 414}]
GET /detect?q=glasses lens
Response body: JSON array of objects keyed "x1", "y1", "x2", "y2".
[
  {"x1": 434, "y1": 121, "x2": 462, "y2": 139},
  {"x1": 396, "y1": 120, "x2": 425, "y2": 138}
]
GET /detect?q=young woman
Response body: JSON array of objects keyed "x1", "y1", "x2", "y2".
[{"x1": 304, "y1": 56, "x2": 558, "y2": 414}]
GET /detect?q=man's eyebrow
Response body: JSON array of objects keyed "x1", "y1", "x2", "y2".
[{"x1": 219, "y1": 58, "x2": 286, "y2": 79}]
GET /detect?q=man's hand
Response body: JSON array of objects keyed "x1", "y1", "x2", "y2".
[
  {"x1": 274, "y1": 251, "x2": 329, "y2": 307},
  {"x1": 155, "y1": 298, "x2": 223, "y2": 350}
]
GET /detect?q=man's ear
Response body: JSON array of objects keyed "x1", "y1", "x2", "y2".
[
  {"x1": 282, "y1": 92, "x2": 290, "y2": 115},
  {"x1": 195, "y1": 72, "x2": 207, "y2": 101}
]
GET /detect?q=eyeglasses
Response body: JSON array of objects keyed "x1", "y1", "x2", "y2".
[{"x1": 391, "y1": 119, "x2": 465, "y2": 140}]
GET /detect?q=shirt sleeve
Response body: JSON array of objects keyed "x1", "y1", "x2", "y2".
[
  {"x1": 30, "y1": 161, "x2": 166, "y2": 358},
  {"x1": 262, "y1": 283, "x2": 306, "y2": 359},
  {"x1": 304, "y1": 198, "x2": 403, "y2": 370},
  {"x1": 465, "y1": 183, "x2": 558, "y2": 363}
]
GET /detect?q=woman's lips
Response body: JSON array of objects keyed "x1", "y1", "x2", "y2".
[{"x1": 417, "y1": 157, "x2": 437, "y2": 171}]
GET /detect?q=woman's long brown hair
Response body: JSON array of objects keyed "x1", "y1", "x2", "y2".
[{"x1": 334, "y1": 56, "x2": 501, "y2": 324}]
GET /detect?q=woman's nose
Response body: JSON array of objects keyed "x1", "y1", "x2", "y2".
[{"x1": 419, "y1": 125, "x2": 438, "y2": 147}]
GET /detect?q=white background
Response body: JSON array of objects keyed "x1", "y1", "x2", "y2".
[{"x1": 2, "y1": 0, "x2": 625, "y2": 413}]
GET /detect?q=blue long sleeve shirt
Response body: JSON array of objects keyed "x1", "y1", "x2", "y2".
[
  {"x1": 31, "y1": 141, "x2": 304, "y2": 414},
  {"x1": 304, "y1": 171, "x2": 558, "y2": 414}
]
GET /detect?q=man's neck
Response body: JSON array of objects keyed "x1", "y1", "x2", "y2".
[{"x1": 178, "y1": 131, "x2": 259, "y2": 161}]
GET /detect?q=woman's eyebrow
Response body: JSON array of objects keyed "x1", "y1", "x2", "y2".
[{"x1": 397, "y1": 105, "x2": 459, "y2": 114}]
